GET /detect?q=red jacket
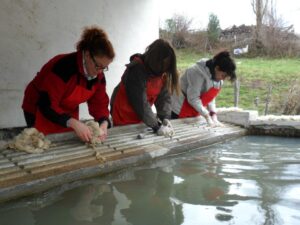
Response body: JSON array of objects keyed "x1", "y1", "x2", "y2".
[{"x1": 22, "y1": 51, "x2": 110, "y2": 134}]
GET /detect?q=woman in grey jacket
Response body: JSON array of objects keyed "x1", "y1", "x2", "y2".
[{"x1": 171, "y1": 50, "x2": 236, "y2": 126}]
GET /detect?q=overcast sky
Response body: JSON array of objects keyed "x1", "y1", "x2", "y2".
[{"x1": 159, "y1": 0, "x2": 300, "y2": 34}]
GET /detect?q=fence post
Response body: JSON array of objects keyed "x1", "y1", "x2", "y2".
[
  {"x1": 254, "y1": 96, "x2": 260, "y2": 107},
  {"x1": 264, "y1": 84, "x2": 272, "y2": 115},
  {"x1": 234, "y1": 79, "x2": 240, "y2": 107}
]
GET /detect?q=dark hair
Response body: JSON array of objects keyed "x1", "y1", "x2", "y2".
[
  {"x1": 76, "y1": 26, "x2": 115, "y2": 59},
  {"x1": 212, "y1": 50, "x2": 236, "y2": 82},
  {"x1": 143, "y1": 39, "x2": 179, "y2": 94}
]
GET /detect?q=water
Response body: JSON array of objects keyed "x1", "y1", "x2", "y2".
[{"x1": 0, "y1": 136, "x2": 300, "y2": 225}]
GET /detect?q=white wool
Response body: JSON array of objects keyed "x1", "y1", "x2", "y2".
[
  {"x1": 85, "y1": 120, "x2": 104, "y2": 148},
  {"x1": 7, "y1": 128, "x2": 51, "y2": 153},
  {"x1": 85, "y1": 120, "x2": 107, "y2": 163},
  {"x1": 256, "y1": 115, "x2": 300, "y2": 121},
  {"x1": 217, "y1": 107, "x2": 243, "y2": 112}
]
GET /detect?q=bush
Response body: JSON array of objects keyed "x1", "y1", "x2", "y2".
[{"x1": 281, "y1": 80, "x2": 300, "y2": 115}]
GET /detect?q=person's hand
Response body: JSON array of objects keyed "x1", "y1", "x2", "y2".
[
  {"x1": 211, "y1": 114, "x2": 224, "y2": 127},
  {"x1": 98, "y1": 121, "x2": 108, "y2": 141},
  {"x1": 201, "y1": 109, "x2": 215, "y2": 127},
  {"x1": 162, "y1": 118, "x2": 172, "y2": 127},
  {"x1": 68, "y1": 118, "x2": 92, "y2": 142},
  {"x1": 203, "y1": 114, "x2": 215, "y2": 127}
]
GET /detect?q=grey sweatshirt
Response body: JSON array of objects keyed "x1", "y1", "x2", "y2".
[{"x1": 171, "y1": 59, "x2": 222, "y2": 116}]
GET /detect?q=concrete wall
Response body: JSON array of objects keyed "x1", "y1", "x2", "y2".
[{"x1": 0, "y1": 0, "x2": 159, "y2": 128}]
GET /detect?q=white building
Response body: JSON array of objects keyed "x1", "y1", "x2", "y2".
[{"x1": 0, "y1": 0, "x2": 159, "y2": 128}]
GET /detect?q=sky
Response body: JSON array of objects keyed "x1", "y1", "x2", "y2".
[{"x1": 159, "y1": 0, "x2": 300, "y2": 34}]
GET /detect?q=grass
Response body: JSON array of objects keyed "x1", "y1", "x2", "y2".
[{"x1": 176, "y1": 49, "x2": 300, "y2": 115}]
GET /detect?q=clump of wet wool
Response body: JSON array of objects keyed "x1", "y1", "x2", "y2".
[
  {"x1": 85, "y1": 120, "x2": 104, "y2": 148},
  {"x1": 85, "y1": 120, "x2": 107, "y2": 162},
  {"x1": 7, "y1": 128, "x2": 51, "y2": 153}
]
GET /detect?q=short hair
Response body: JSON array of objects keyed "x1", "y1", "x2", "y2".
[
  {"x1": 213, "y1": 50, "x2": 236, "y2": 81},
  {"x1": 76, "y1": 26, "x2": 115, "y2": 59}
]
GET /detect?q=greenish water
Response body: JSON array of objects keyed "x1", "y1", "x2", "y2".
[{"x1": 0, "y1": 136, "x2": 300, "y2": 225}]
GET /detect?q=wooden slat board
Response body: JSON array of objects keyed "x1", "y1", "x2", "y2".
[{"x1": 0, "y1": 117, "x2": 246, "y2": 203}]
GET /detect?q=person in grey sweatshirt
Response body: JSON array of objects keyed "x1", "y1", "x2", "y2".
[{"x1": 171, "y1": 50, "x2": 236, "y2": 126}]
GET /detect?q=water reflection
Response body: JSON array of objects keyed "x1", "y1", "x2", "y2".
[
  {"x1": 0, "y1": 136, "x2": 299, "y2": 225},
  {"x1": 114, "y1": 169, "x2": 184, "y2": 225},
  {"x1": 172, "y1": 159, "x2": 230, "y2": 205}
]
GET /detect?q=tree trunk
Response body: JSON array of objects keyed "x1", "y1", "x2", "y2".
[{"x1": 252, "y1": 0, "x2": 268, "y2": 53}]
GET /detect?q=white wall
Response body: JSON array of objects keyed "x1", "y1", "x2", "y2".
[{"x1": 0, "y1": 0, "x2": 159, "y2": 128}]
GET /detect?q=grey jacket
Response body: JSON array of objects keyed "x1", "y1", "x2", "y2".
[{"x1": 171, "y1": 59, "x2": 222, "y2": 116}]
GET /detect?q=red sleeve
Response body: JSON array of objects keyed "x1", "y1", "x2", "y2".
[
  {"x1": 22, "y1": 80, "x2": 40, "y2": 114},
  {"x1": 35, "y1": 58, "x2": 73, "y2": 127},
  {"x1": 23, "y1": 57, "x2": 68, "y2": 116},
  {"x1": 40, "y1": 72, "x2": 69, "y2": 114},
  {"x1": 87, "y1": 75, "x2": 110, "y2": 121}
]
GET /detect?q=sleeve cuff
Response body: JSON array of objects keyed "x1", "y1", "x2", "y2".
[
  {"x1": 209, "y1": 111, "x2": 216, "y2": 117},
  {"x1": 61, "y1": 114, "x2": 71, "y2": 127},
  {"x1": 152, "y1": 125, "x2": 160, "y2": 133},
  {"x1": 151, "y1": 119, "x2": 162, "y2": 133},
  {"x1": 98, "y1": 117, "x2": 111, "y2": 128}
]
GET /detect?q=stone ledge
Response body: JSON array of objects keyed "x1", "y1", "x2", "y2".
[{"x1": 0, "y1": 118, "x2": 246, "y2": 203}]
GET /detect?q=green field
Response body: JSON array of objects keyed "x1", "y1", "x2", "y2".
[{"x1": 176, "y1": 49, "x2": 300, "y2": 115}]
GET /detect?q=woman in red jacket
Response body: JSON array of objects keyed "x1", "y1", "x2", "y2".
[
  {"x1": 22, "y1": 26, "x2": 115, "y2": 142},
  {"x1": 111, "y1": 39, "x2": 179, "y2": 136}
]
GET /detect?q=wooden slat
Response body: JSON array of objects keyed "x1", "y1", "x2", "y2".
[
  {"x1": 0, "y1": 161, "x2": 16, "y2": 170},
  {"x1": 0, "y1": 166, "x2": 21, "y2": 176},
  {"x1": 0, "y1": 171, "x2": 28, "y2": 183},
  {"x1": 30, "y1": 156, "x2": 98, "y2": 174}
]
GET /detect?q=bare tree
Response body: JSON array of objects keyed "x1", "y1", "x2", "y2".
[
  {"x1": 262, "y1": 0, "x2": 298, "y2": 56},
  {"x1": 251, "y1": 0, "x2": 269, "y2": 53},
  {"x1": 161, "y1": 14, "x2": 193, "y2": 49}
]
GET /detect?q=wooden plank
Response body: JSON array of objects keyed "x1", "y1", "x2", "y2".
[
  {"x1": 30, "y1": 156, "x2": 98, "y2": 174},
  {"x1": 0, "y1": 171, "x2": 28, "y2": 183},
  {"x1": 0, "y1": 161, "x2": 16, "y2": 170},
  {"x1": 0, "y1": 158, "x2": 99, "y2": 189},
  {"x1": 1, "y1": 150, "x2": 26, "y2": 158},
  {"x1": 0, "y1": 166, "x2": 21, "y2": 176},
  {"x1": 10, "y1": 145, "x2": 111, "y2": 164},
  {"x1": 23, "y1": 150, "x2": 95, "y2": 170}
]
